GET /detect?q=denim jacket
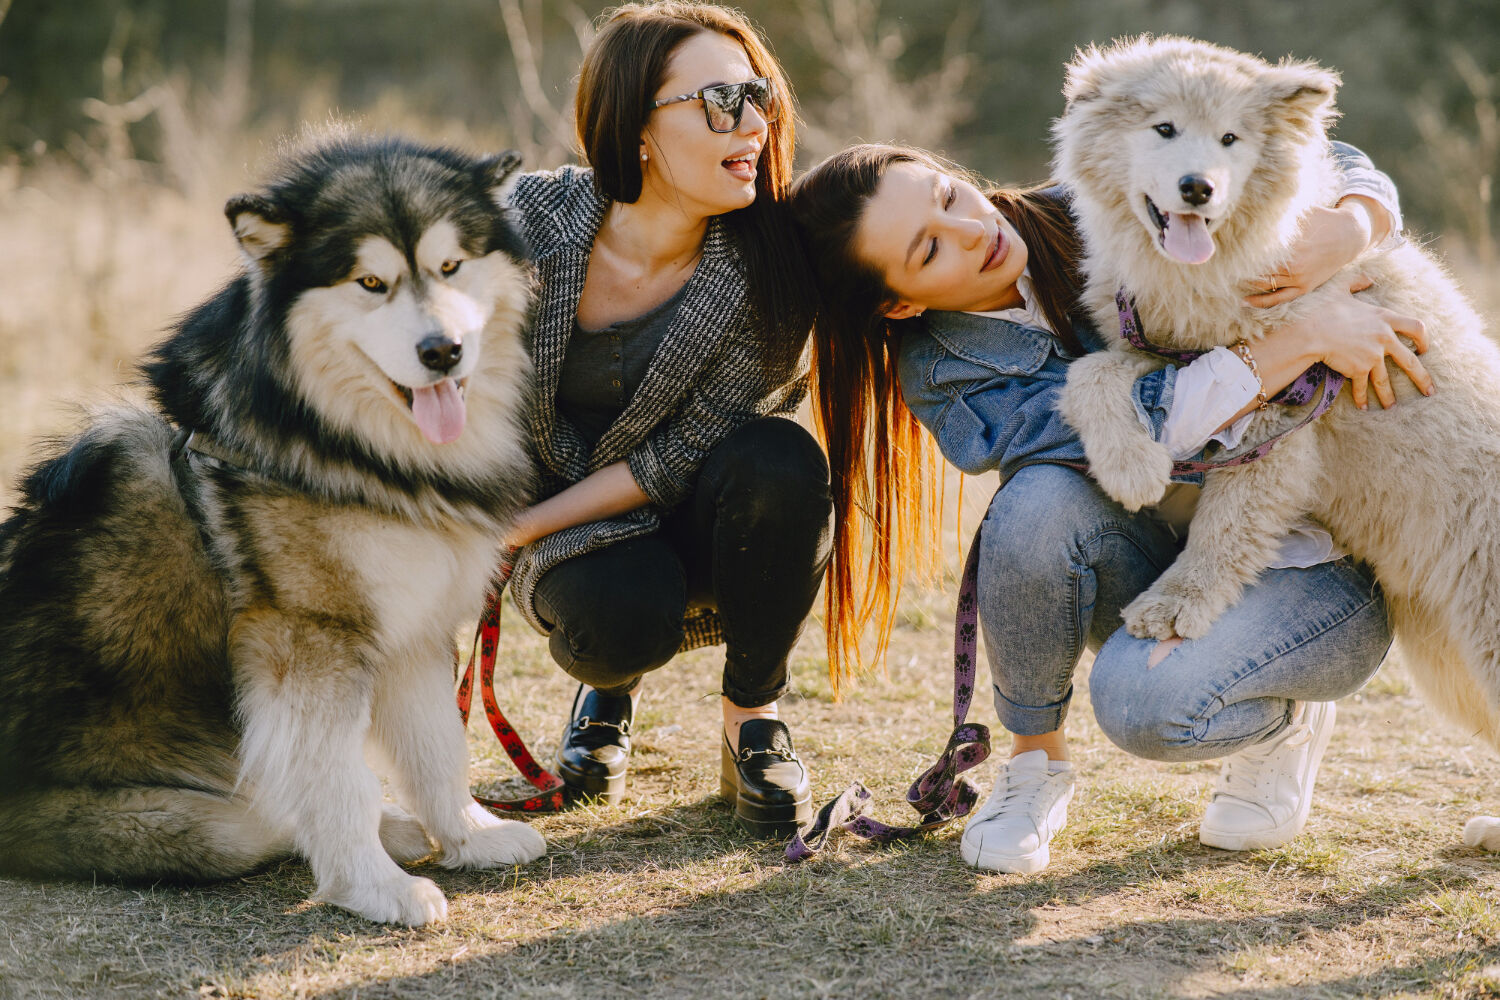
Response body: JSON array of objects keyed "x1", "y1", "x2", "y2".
[
  {"x1": 897, "y1": 142, "x2": 1400, "y2": 487},
  {"x1": 897, "y1": 308, "x2": 1104, "y2": 481}
]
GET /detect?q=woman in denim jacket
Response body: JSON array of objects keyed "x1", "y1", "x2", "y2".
[{"x1": 791, "y1": 143, "x2": 1430, "y2": 874}]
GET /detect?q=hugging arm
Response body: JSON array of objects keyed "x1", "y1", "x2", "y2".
[{"x1": 1244, "y1": 141, "x2": 1403, "y2": 308}]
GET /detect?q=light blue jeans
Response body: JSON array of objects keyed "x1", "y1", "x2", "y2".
[{"x1": 978, "y1": 463, "x2": 1392, "y2": 760}]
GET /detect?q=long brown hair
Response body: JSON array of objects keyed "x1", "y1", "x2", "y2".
[
  {"x1": 789, "y1": 144, "x2": 1085, "y2": 689},
  {"x1": 575, "y1": 2, "x2": 813, "y2": 335}
]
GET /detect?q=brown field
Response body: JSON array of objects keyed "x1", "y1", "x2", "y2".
[{"x1": 2, "y1": 165, "x2": 1500, "y2": 1000}]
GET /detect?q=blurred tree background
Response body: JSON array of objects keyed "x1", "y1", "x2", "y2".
[
  {"x1": 2, "y1": 0, "x2": 1497, "y2": 248},
  {"x1": 0, "y1": 0, "x2": 1495, "y2": 490}
]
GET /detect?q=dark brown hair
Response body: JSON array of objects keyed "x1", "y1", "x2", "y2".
[
  {"x1": 789, "y1": 144, "x2": 1085, "y2": 687},
  {"x1": 575, "y1": 2, "x2": 812, "y2": 334}
]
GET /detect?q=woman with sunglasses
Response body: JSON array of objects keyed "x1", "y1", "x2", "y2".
[
  {"x1": 790, "y1": 143, "x2": 1429, "y2": 872},
  {"x1": 498, "y1": 2, "x2": 827, "y2": 836}
]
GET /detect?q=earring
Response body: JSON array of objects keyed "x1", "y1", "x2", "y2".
[{"x1": 641, "y1": 152, "x2": 648, "y2": 162}]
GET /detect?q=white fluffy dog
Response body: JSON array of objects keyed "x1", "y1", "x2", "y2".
[{"x1": 1053, "y1": 35, "x2": 1500, "y2": 849}]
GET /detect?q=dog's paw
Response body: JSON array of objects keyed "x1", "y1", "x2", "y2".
[
  {"x1": 1464, "y1": 815, "x2": 1500, "y2": 851},
  {"x1": 1123, "y1": 589, "x2": 1182, "y2": 641},
  {"x1": 379, "y1": 804, "x2": 434, "y2": 864},
  {"x1": 1088, "y1": 438, "x2": 1174, "y2": 512},
  {"x1": 438, "y1": 804, "x2": 546, "y2": 870},
  {"x1": 1123, "y1": 577, "x2": 1225, "y2": 641},
  {"x1": 318, "y1": 873, "x2": 449, "y2": 926}
]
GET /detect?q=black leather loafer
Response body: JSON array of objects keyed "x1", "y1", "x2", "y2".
[
  {"x1": 719, "y1": 718, "x2": 812, "y2": 837},
  {"x1": 557, "y1": 684, "x2": 633, "y2": 804}
]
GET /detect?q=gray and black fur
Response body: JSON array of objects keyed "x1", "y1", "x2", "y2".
[{"x1": 0, "y1": 135, "x2": 545, "y2": 925}]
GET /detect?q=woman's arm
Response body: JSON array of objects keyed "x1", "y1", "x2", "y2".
[
  {"x1": 1242, "y1": 198, "x2": 1388, "y2": 307},
  {"x1": 1226, "y1": 276, "x2": 1430, "y2": 417},
  {"x1": 505, "y1": 319, "x2": 805, "y2": 547},
  {"x1": 1147, "y1": 280, "x2": 1431, "y2": 459},
  {"x1": 896, "y1": 318, "x2": 1089, "y2": 478},
  {"x1": 503, "y1": 462, "x2": 650, "y2": 547},
  {"x1": 1245, "y1": 141, "x2": 1401, "y2": 307}
]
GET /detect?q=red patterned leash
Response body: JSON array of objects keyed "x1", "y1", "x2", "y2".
[{"x1": 456, "y1": 545, "x2": 568, "y2": 812}]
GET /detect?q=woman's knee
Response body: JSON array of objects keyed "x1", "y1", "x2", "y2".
[
  {"x1": 534, "y1": 543, "x2": 687, "y2": 684},
  {"x1": 1089, "y1": 633, "x2": 1198, "y2": 761},
  {"x1": 980, "y1": 465, "x2": 1115, "y2": 581},
  {"x1": 549, "y1": 598, "x2": 685, "y2": 684},
  {"x1": 698, "y1": 418, "x2": 831, "y2": 519}
]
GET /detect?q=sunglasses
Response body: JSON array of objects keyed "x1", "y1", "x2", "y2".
[{"x1": 650, "y1": 76, "x2": 779, "y2": 133}]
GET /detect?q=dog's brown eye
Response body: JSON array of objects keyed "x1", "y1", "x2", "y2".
[
  {"x1": 358, "y1": 275, "x2": 387, "y2": 293},
  {"x1": 1154, "y1": 122, "x2": 1177, "y2": 139},
  {"x1": 1221, "y1": 132, "x2": 1238, "y2": 147},
  {"x1": 440, "y1": 259, "x2": 462, "y2": 276}
]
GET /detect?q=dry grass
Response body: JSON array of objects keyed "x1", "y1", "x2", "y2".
[
  {"x1": 0, "y1": 165, "x2": 236, "y2": 494},
  {"x1": 4, "y1": 169, "x2": 1500, "y2": 1000},
  {"x1": 3, "y1": 610, "x2": 1499, "y2": 1000}
]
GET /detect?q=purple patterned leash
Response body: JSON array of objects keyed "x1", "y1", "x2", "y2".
[
  {"x1": 786, "y1": 529, "x2": 991, "y2": 861},
  {"x1": 1114, "y1": 290, "x2": 1345, "y2": 474}
]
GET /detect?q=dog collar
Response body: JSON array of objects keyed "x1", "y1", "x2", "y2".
[{"x1": 177, "y1": 428, "x2": 263, "y2": 478}]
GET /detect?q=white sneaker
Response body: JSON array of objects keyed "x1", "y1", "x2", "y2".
[
  {"x1": 960, "y1": 749, "x2": 1075, "y2": 874},
  {"x1": 1199, "y1": 701, "x2": 1336, "y2": 851}
]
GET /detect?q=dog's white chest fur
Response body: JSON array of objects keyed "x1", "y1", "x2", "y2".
[{"x1": 328, "y1": 513, "x2": 497, "y2": 651}]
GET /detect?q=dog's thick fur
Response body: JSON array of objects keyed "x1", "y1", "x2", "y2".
[
  {"x1": 1053, "y1": 36, "x2": 1500, "y2": 847},
  {"x1": 0, "y1": 135, "x2": 546, "y2": 924}
]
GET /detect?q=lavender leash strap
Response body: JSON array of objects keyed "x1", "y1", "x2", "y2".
[
  {"x1": 1114, "y1": 290, "x2": 1346, "y2": 475},
  {"x1": 786, "y1": 531, "x2": 991, "y2": 862}
]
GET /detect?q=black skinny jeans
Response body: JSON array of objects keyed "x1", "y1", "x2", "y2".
[{"x1": 532, "y1": 417, "x2": 832, "y2": 707}]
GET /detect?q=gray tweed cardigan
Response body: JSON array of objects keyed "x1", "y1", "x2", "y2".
[{"x1": 505, "y1": 165, "x2": 809, "y2": 649}]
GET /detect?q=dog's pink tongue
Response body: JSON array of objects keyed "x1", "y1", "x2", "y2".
[
  {"x1": 409, "y1": 379, "x2": 466, "y2": 444},
  {"x1": 1163, "y1": 212, "x2": 1215, "y2": 264}
]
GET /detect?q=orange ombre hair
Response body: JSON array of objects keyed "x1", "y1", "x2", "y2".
[{"x1": 790, "y1": 144, "x2": 1086, "y2": 692}]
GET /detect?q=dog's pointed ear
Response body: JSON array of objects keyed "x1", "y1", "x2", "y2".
[
  {"x1": 480, "y1": 150, "x2": 524, "y2": 208},
  {"x1": 225, "y1": 194, "x2": 291, "y2": 267},
  {"x1": 1263, "y1": 59, "x2": 1340, "y2": 119},
  {"x1": 1061, "y1": 43, "x2": 1109, "y2": 105}
]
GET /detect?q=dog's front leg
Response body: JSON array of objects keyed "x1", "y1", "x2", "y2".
[
  {"x1": 1123, "y1": 433, "x2": 1319, "y2": 640},
  {"x1": 369, "y1": 632, "x2": 546, "y2": 871},
  {"x1": 233, "y1": 610, "x2": 449, "y2": 926},
  {"x1": 1059, "y1": 343, "x2": 1175, "y2": 511}
]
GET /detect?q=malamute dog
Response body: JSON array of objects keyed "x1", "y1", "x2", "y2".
[
  {"x1": 0, "y1": 135, "x2": 546, "y2": 924},
  {"x1": 1053, "y1": 36, "x2": 1500, "y2": 847}
]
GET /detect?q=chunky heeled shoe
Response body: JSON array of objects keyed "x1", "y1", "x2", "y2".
[
  {"x1": 719, "y1": 718, "x2": 812, "y2": 838},
  {"x1": 556, "y1": 684, "x2": 633, "y2": 804}
]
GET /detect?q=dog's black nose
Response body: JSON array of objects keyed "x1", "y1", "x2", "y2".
[
  {"x1": 1179, "y1": 175, "x2": 1214, "y2": 207},
  {"x1": 417, "y1": 335, "x2": 463, "y2": 373}
]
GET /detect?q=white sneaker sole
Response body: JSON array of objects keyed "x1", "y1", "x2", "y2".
[
  {"x1": 959, "y1": 797, "x2": 1071, "y2": 874},
  {"x1": 1199, "y1": 703, "x2": 1336, "y2": 852},
  {"x1": 960, "y1": 835, "x2": 1052, "y2": 874}
]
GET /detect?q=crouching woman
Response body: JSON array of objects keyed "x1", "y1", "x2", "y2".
[
  {"x1": 498, "y1": 2, "x2": 830, "y2": 836},
  {"x1": 791, "y1": 142, "x2": 1428, "y2": 871}
]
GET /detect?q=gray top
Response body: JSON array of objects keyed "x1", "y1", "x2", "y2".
[{"x1": 556, "y1": 282, "x2": 686, "y2": 446}]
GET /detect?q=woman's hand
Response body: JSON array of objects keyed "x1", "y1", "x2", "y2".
[
  {"x1": 1300, "y1": 276, "x2": 1432, "y2": 409},
  {"x1": 1245, "y1": 197, "x2": 1388, "y2": 308},
  {"x1": 502, "y1": 508, "x2": 541, "y2": 549}
]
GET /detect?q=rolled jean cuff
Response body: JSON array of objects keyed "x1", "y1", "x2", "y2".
[
  {"x1": 722, "y1": 677, "x2": 788, "y2": 709},
  {"x1": 994, "y1": 685, "x2": 1071, "y2": 736}
]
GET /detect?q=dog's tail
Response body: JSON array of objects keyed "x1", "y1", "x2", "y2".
[{"x1": 0, "y1": 785, "x2": 290, "y2": 883}]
